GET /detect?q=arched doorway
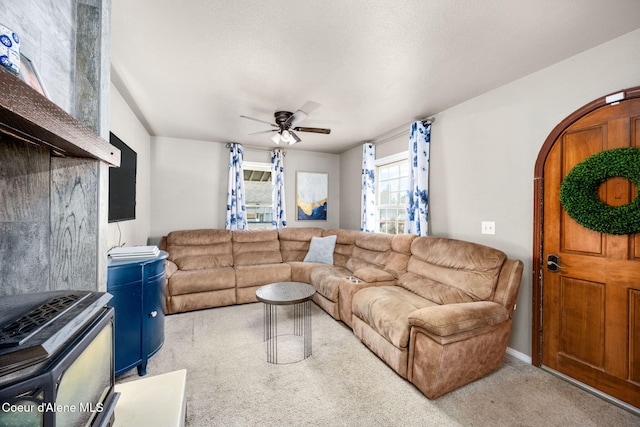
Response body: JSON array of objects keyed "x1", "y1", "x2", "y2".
[{"x1": 533, "y1": 87, "x2": 640, "y2": 410}]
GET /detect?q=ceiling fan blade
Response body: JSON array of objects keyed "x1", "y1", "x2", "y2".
[
  {"x1": 284, "y1": 110, "x2": 306, "y2": 128},
  {"x1": 289, "y1": 130, "x2": 301, "y2": 144},
  {"x1": 240, "y1": 115, "x2": 277, "y2": 127},
  {"x1": 298, "y1": 101, "x2": 320, "y2": 115},
  {"x1": 294, "y1": 126, "x2": 331, "y2": 134},
  {"x1": 284, "y1": 101, "x2": 321, "y2": 128},
  {"x1": 248, "y1": 129, "x2": 277, "y2": 135}
]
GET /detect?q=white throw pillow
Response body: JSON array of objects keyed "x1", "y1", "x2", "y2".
[{"x1": 303, "y1": 235, "x2": 337, "y2": 265}]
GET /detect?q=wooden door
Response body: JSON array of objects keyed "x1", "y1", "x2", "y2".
[{"x1": 541, "y1": 96, "x2": 640, "y2": 408}]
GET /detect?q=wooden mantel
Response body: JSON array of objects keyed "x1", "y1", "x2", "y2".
[{"x1": 0, "y1": 66, "x2": 120, "y2": 166}]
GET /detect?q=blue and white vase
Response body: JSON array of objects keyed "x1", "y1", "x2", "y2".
[{"x1": 0, "y1": 24, "x2": 20, "y2": 74}]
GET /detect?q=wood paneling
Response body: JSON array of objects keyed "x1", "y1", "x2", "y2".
[
  {"x1": 0, "y1": 133, "x2": 104, "y2": 295},
  {"x1": 0, "y1": 222, "x2": 49, "y2": 295},
  {"x1": 0, "y1": 137, "x2": 49, "y2": 221},
  {"x1": 50, "y1": 157, "x2": 99, "y2": 291},
  {"x1": 560, "y1": 127, "x2": 605, "y2": 255},
  {"x1": 560, "y1": 278, "x2": 605, "y2": 368},
  {"x1": 0, "y1": 138, "x2": 50, "y2": 296},
  {"x1": 630, "y1": 289, "x2": 640, "y2": 384}
]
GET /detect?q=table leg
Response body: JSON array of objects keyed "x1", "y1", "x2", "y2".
[
  {"x1": 303, "y1": 299, "x2": 312, "y2": 359},
  {"x1": 263, "y1": 303, "x2": 277, "y2": 363},
  {"x1": 294, "y1": 301, "x2": 302, "y2": 336},
  {"x1": 262, "y1": 300, "x2": 312, "y2": 364}
]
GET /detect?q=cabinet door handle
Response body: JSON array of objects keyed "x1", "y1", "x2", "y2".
[{"x1": 149, "y1": 310, "x2": 158, "y2": 318}]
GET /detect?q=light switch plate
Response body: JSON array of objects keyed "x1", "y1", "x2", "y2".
[{"x1": 481, "y1": 221, "x2": 496, "y2": 235}]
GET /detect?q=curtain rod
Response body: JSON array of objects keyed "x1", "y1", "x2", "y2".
[{"x1": 371, "y1": 116, "x2": 434, "y2": 145}]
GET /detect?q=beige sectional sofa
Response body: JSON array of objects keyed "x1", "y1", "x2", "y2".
[
  {"x1": 352, "y1": 236, "x2": 523, "y2": 398},
  {"x1": 160, "y1": 227, "x2": 523, "y2": 398}
]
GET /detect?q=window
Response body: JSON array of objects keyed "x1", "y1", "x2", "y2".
[
  {"x1": 244, "y1": 162, "x2": 272, "y2": 229},
  {"x1": 377, "y1": 158, "x2": 408, "y2": 234}
]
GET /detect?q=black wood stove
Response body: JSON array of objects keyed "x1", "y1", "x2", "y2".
[{"x1": 0, "y1": 290, "x2": 118, "y2": 426}]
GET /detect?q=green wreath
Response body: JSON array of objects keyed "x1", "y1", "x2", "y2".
[{"x1": 559, "y1": 147, "x2": 640, "y2": 235}]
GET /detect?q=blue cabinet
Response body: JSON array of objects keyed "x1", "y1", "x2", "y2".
[{"x1": 107, "y1": 251, "x2": 168, "y2": 376}]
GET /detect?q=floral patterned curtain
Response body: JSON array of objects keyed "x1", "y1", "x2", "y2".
[
  {"x1": 405, "y1": 121, "x2": 431, "y2": 236},
  {"x1": 361, "y1": 142, "x2": 377, "y2": 232},
  {"x1": 271, "y1": 149, "x2": 287, "y2": 230},
  {"x1": 225, "y1": 143, "x2": 248, "y2": 230}
]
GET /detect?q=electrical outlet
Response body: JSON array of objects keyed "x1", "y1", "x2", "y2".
[{"x1": 481, "y1": 221, "x2": 496, "y2": 235}]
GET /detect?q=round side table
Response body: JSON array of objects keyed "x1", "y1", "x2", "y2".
[{"x1": 255, "y1": 282, "x2": 316, "y2": 364}]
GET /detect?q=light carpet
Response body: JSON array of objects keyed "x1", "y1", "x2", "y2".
[{"x1": 116, "y1": 303, "x2": 639, "y2": 427}]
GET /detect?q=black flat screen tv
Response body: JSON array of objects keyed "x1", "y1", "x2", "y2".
[{"x1": 108, "y1": 132, "x2": 137, "y2": 222}]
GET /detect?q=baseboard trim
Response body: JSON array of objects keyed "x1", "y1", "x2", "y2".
[
  {"x1": 541, "y1": 366, "x2": 640, "y2": 416},
  {"x1": 506, "y1": 347, "x2": 532, "y2": 364},
  {"x1": 506, "y1": 348, "x2": 639, "y2": 415}
]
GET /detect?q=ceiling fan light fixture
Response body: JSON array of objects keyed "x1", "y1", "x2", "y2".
[
  {"x1": 271, "y1": 133, "x2": 281, "y2": 144},
  {"x1": 280, "y1": 129, "x2": 292, "y2": 144}
]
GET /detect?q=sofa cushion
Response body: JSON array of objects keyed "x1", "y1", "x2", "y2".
[
  {"x1": 345, "y1": 232, "x2": 393, "y2": 272},
  {"x1": 352, "y1": 286, "x2": 436, "y2": 349},
  {"x1": 279, "y1": 227, "x2": 324, "y2": 262},
  {"x1": 303, "y1": 235, "x2": 337, "y2": 265},
  {"x1": 288, "y1": 261, "x2": 325, "y2": 284},
  {"x1": 167, "y1": 228, "x2": 232, "y2": 246},
  {"x1": 398, "y1": 272, "x2": 476, "y2": 305},
  {"x1": 322, "y1": 229, "x2": 358, "y2": 267},
  {"x1": 166, "y1": 229, "x2": 233, "y2": 261},
  {"x1": 174, "y1": 254, "x2": 233, "y2": 270},
  {"x1": 405, "y1": 237, "x2": 506, "y2": 302},
  {"x1": 232, "y1": 229, "x2": 283, "y2": 266},
  {"x1": 234, "y1": 263, "x2": 291, "y2": 288},
  {"x1": 309, "y1": 265, "x2": 351, "y2": 301},
  {"x1": 353, "y1": 267, "x2": 395, "y2": 283},
  {"x1": 168, "y1": 267, "x2": 236, "y2": 295},
  {"x1": 383, "y1": 234, "x2": 418, "y2": 278}
]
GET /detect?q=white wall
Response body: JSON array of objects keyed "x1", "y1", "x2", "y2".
[
  {"x1": 149, "y1": 141, "x2": 341, "y2": 243},
  {"x1": 108, "y1": 83, "x2": 152, "y2": 248},
  {"x1": 149, "y1": 137, "x2": 228, "y2": 242},
  {"x1": 339, "y1": 145, "x2": 363, "y2": 231},
  {"x1": 339, "y1": 29, "x2": 640, "y2": 357}
]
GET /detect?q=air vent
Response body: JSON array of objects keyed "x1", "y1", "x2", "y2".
[{"x1": 0, "y1": 294, "x2": 87, "y2": 348}]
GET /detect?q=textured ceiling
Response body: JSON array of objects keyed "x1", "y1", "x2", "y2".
[{"x1": 110, "y1": 0, "x2": 640, "y2": 153}]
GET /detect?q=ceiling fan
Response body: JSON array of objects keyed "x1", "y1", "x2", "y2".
[{"x1": 240, "y1": 101, "x2": 331, "y2": 145}]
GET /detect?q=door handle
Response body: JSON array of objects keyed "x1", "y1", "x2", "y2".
[{"x1": 547, "y1": 254, "x2": 567, "y2": 272}]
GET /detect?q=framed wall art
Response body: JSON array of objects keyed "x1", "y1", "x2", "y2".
[
  {"x1": 18, "y1": 53, "x2": 48, "y2": 98},
  {"x1": 296, "y1": 171, "x2": 328, "y2": 221}
]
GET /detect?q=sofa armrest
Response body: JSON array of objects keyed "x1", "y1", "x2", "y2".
[
  {"x1": 408, "y1": 301, "x2": 509, "y2": 337},
  {"x1": 353, "y1": 267, "x2": 395, "y2": 283},
  {"x1": 165, "y1": 259, "x2": 178, "y2": 279}
]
